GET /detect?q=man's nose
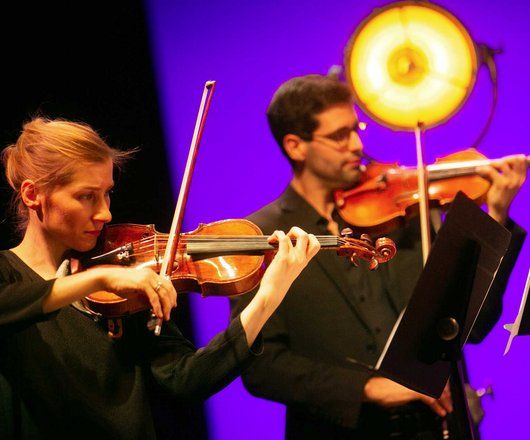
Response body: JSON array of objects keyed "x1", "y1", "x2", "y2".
[{"x1": 348, "y1": 131, "x2": 363, "y2": 156}]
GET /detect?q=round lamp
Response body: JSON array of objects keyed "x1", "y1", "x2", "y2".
[{"x1": 345, "y1": 1, "x2": 478, "y2": 130}]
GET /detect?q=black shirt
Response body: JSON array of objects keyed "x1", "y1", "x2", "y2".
[
  {"x1": 231, "y1": 185, "x2": 526, "y2": 439},
  {"x1": 317, "y1": 211, "x2": 399, "y2": 353},
  {"x1": 0, "y1": 250, "x2": 261, "y2": 438}
]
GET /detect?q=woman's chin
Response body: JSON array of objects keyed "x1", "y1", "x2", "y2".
[{"x1": 73, "y1": 237, "x2": 99, "y2": 253}]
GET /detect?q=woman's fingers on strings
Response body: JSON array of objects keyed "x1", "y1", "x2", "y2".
[
  {"x1": 270, "y1": 230, "x2": 291, "y2": 256},
  {"x1": 288, "y1": 227, "x2": 320, "y2": 259},
  {"x1": 288, "y1": 227, "x2": 308, "y2": 254},
  {"x1": 267, "y1": 231, "x2": 279, "y2": 245},
  {"x1": 307, "y1": 233, "x2": 320, "y2": 257},
  {"x1": 286, "y1": 226, "x2": 305, "y2": 238}
]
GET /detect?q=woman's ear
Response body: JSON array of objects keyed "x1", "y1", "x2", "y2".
[
  {"x1": 19, "y1": 180, "x2": 42, "y2": 211},
  {"x1": 283, "y1": 134, "x2": 308, "y2": 164}
]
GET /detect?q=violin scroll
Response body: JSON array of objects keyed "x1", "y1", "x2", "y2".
[{"x1": 336, "y1": 233, "x2": 396, "y2": 270}]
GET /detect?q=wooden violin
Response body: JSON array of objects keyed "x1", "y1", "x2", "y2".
[
  {"x1": 76, "y1": 219, "x2": 396, "y2": 318},
  {"x1": 334, "y1": 148, "x2": 530, "y2": 235}
]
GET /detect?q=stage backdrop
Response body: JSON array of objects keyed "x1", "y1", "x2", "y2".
[{"x1": 145, "y1": 1, "x2": 530, "y2": 438}]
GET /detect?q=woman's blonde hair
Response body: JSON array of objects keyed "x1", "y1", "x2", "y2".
[{"x1": 2, "y1": 117, "x2": 133, "y2": 233}]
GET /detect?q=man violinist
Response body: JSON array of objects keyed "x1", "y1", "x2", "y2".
[{"x1": 230, "y1": 74, "x2": 527, "y2": 439}]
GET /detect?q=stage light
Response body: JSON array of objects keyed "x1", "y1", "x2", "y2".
[{"x1": 345, "y1": 1, "x2": 477, "y2": 130}]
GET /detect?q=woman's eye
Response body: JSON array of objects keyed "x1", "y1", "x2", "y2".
[{"x1": 79, "y1": 193, "x2": 95, "y2": 201}]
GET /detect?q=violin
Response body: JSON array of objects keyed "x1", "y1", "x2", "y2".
[
  {"x1": 335, "y1": 148, "x2": 530, "y2": 235},
  {"x1": 76, "y1": 219, "x2": 397, "y2": 318}
]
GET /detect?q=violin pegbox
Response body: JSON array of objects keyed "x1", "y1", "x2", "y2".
[{"x1": 337, "y1": 230, "x2": 396, "y2": 270}]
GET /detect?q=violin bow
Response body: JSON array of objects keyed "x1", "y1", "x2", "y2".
[
  {"x1": 414, "y1": 127, "x2": 478, "y2": 439},
  {"x1": 150, "y1": 80, "x2": 216, "y2": 335}
]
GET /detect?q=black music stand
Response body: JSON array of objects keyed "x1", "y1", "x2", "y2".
[{"x1": 372, "y1": 191, "x2": 511, "y2": 400}]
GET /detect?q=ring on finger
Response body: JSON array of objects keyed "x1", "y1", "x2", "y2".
[{"x1": 154, "y1": 280, "x2": 163, "y2": 293}]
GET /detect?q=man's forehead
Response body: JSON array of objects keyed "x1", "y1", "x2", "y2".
[{"x1": 315, "y1": 104, "x2": 358, "y2": 130}]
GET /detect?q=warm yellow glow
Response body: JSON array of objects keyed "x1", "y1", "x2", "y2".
[{"x1": 346, "y1": 2, "x2": 477, "y2": 130}]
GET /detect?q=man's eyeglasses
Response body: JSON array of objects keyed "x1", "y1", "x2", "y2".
[{"x1": 311, "y1": 121, "x2": 367, "y2": 150}]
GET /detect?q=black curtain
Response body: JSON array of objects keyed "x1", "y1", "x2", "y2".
[{"x1": 0, "y1": 2, "x2": 208, "y2": 438}]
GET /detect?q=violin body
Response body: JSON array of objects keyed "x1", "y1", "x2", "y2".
[
  {"x1": 335, "y1": 149, "x2": 492, "y2": 235},
  {"x1": 78, "y1": 219, "x2": 396, "y2": 318},
  {"x1": 80, "y1": 220, "x2": 267, "y2": 318}
]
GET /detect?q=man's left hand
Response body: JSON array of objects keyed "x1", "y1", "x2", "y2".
[{"x1": 478, "y1": 154, "x2": 527, "y2": 225}]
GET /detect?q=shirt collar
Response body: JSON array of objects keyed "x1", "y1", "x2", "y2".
[{"x1": 280, "y1": 184, "x2": 337, "y2": 230}]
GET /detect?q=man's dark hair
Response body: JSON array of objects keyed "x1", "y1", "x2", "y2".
[{"x1": 266, "y1": 74, "x2": 353, "y2": 164}]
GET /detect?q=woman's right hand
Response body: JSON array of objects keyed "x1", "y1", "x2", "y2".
[
  {"x1": 97, "y1": 267, "x2": 177, "y2": 321},
  {"x1": 42, "y1": 266, "x2": 177, "y2": 320}
]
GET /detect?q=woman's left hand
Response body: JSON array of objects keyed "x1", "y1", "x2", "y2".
[
  {"x1": 258, "y1": 227, "x2": 320, "y2": 307},
  {"x1": 239, "y1": 227, "x2": 320, "y2": 346}
]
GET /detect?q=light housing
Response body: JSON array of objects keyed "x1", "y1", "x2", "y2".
[{"x1": 345, "y1": 1, "x2": 477, "y2": 130}]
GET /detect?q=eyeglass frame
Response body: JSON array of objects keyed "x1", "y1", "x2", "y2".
[{"x1": 306, "y1": 121, "x2": 367, "y2": 151}]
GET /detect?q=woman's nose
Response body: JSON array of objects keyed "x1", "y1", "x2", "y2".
[{"x1": 93, "y1": 198, "x2": 112, "y2": 224}]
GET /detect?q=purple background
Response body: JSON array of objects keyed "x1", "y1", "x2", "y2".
[{"x1": 145, "y1": 1, "x2": 530, "y2": 438}]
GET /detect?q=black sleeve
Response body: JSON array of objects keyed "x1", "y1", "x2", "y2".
[
  {"x1": 469, "y1": 219, "x2": 527, "y2": 343},
  {"x1": 0, "y1": 261, "x2": 56, "y2": 337},
  {"x1": 230, "y1": 292, "x2": 373, "y2": 428},
  {"x1": 148, "y1": 315, "x2": 263, "y2": 402}
]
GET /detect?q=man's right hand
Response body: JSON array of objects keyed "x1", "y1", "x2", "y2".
[{"x1": 363, "y1": 377, "x2": 453, "y2": 417}]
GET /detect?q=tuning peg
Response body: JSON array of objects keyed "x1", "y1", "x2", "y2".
[
  {"x1": 341, "y1": 227, "x2": 354, "y2": 238},
  {"x1": 360, "y1": 233, "x2": 373, "y2": 245},
  {"x1": 368, "y1": 258, "x2": 379, "y2": 270}
]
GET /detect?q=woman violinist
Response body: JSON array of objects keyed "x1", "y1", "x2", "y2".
[{"x1": 0, "y1": 117, "x2": 320, "y2": 438}]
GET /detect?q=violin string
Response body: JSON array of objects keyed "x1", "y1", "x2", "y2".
[
  {"x1": 101, "y1": 233, "x2": 380, "y2": 260},
  {"x1": 131, "y1": 235, "x2": 344, "y2": 249},
  {"x1": 134, "y1": 243, "x2": 343, "y2": 253},
  {"x1": 126, "y1": 238, "x2": 372, "y2": 259},
  {"x1": 125, "y1": 241, "x2": 375, "y2": 260},
  {"x1": 133, "y1": 240, "x2": 346, "y2": 252},
  {"x1": 140, "y1": 235, "x2": 345, "y2": 242},
  {"x1": 121, "y1": 234, "x2": 345, "y2": 249}
]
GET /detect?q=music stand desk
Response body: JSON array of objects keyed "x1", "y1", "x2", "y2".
[{"x1": 373, "y1": 192, "x2": 511, "y2": 398}]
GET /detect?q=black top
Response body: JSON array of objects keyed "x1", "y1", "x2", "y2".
[
  {"x1": 0, "y1": 250, "x2": 261, "y2": 439},
  {"x1": 231, "y1": 185, "x2": 526, "y2": 438},
  {"x1": 328, "y1": 211, "x2": 399, "y2": 352}
]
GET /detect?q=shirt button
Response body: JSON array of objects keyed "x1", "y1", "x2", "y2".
[{"x1": 359, "y1": 295, "x2": 366, "y2": 302}]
